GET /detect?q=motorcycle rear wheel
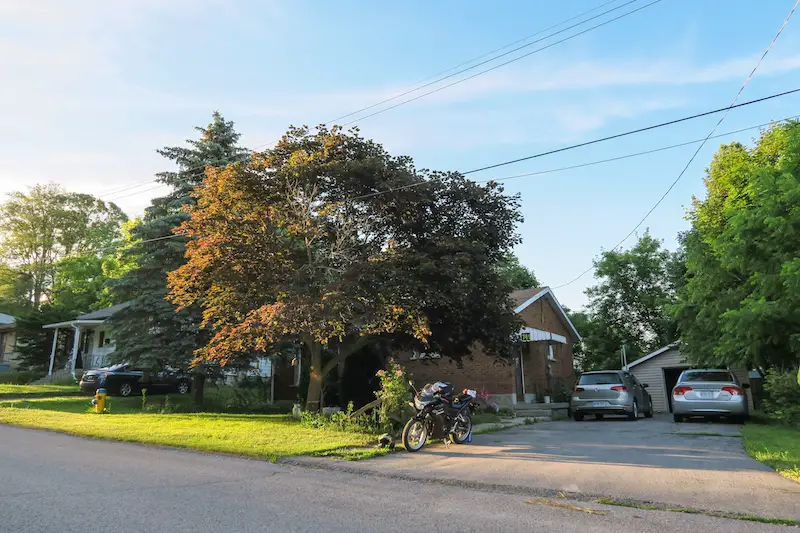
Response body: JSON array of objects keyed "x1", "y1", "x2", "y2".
[
  {"x1": 402, "y1": 419, "x2": 428, "y2": 452},
  {"x1": 450, "y1": 413, "x2": 473, "y2": 444}
]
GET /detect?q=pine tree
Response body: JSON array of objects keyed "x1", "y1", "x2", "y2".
[{"x1": 108, "y1": 112, "x2": 248, "y2": 402}]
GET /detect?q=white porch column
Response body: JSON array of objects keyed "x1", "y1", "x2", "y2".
[
  {"x1": 70, "y1": 326, "x2": 82, "y2": 380},
  {"x1": 47, "y1": 327, "x2": 59, "y2": 376}
]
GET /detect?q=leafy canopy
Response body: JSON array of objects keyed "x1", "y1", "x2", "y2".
[
  {"x1": 168, "y1": 126, "x2": 523, "y2": 409},
  {"x1": 108, "y1": 111, "x2": 248, "y2": 372},
  {"x1": 496, "y1": 253, "x2": 539, "y2": 291},
  {"x1": 577, "y1": 232, "x2": 678, "y2": 371},
  {"x1": 674, "y1": 121, "x2": 800, "y2": 370}
]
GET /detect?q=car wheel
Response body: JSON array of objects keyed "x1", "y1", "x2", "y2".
[
  {"x1": 594, "y1": 414, "x2": 603, "y2": 421},
  {"x1": 177, "y1": 381, "x2": 190, "y2": 395},
  {"x1": 644, "y1": 398, "x2": 654, "y2": 418},
  {"x1": 118, "y1": 382, "x2": 133, "y2": 397},
  {"x1": 573, "y1": 413, "x2": 584, "y2": 422},
  {"x1": 627, "y1": 400, "x2": 638, "y2": 420},
  {"x1": 673, "y1": 414, "x2": 683, "y2": 423}
]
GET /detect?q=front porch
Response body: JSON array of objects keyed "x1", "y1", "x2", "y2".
[{"x1": 42, "y1": 321, "x2": 116, "y2": 377}]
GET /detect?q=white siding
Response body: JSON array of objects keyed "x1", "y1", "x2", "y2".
[
  {"x1": 630, "y1": 348, "x2": 687, "y2": 413},
  {"x1": 630, "y1": 348, "x2": 754, "y2": 413}
]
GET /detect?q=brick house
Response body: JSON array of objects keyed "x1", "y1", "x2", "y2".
[{"x1": 400, "y1": 287, "x2": 581, "y2": 407}]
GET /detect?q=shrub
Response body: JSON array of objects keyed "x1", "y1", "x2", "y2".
[
  {"x1": 0, "y1": 371, "x2": 42, "y2": 384},
  {"x1": 375, "y1": 360, "x2": 412, "y2": 431},
  {"x1": 300, "y1": 402, "x2": 381, "y2": 434},
  {"x1": 762, "y1": 369, "x2": 800, "y2": 426}
]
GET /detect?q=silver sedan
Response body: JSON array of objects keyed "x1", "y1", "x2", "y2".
[{"x1": 672, "y1": 369, "x2": 750, "y2": 423}]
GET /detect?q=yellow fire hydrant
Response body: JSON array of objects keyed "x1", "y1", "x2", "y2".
[{"x1": 92, "y1": 388, "x2": 107, "y2": 414}]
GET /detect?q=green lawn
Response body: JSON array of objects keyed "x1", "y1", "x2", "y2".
[
  {"x1": 0, "y1": 396, "x2": 384, "y2": 461},
  {"x1": 0, "y1": 384, "x2": 81, "y2": 399},
  {"x1": 471, "y1": 412, "x2": 503, "y2": 425},
  {"x1": 742, "y1": 423, "x2": 800, "y2": 483}
]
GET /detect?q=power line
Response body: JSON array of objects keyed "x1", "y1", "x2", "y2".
[
  {"x1": 325, "y1": 0, "x2": 637, "y2": 125},
  {"x1": 93, "y1": 114, "x2": 800, "y2": 256},
  {"x1": 553, "y1": 0, "x2": 800, "y2": 290},
  {"x1": 383, "y1": 0, "x2": 623, "y2": 93},
  {"x1": 340, "y1": 0, "x2": 663, "y2": 127},
  {"x1": 98, "y1": 0, "x2": 658, "y2": 201},
  {"x1": 350, "y1": 87, "x2": 800, "y2": 200},
  {"x1": 475, "y1": 115, "x2": 800, "y2": 185},
  {"x1": 462, "y1": 88, "x2": 800, "y2": 175}
]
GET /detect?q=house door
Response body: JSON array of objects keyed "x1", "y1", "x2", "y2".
[{"x1": 663, "y1": 367, "x2": 688, "y2": 412}]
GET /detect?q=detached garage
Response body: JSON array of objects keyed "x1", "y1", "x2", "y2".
[{"x1": 627, "y1": 343, "x2": 754, "y2": 413}]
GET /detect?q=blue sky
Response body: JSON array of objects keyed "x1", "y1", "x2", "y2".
[{"x1": 2, "y1": 0, "x2": 800, "y2": 309}]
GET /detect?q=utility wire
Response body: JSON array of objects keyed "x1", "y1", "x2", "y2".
[
  {"x1": 373, "y1": 0, "x2": 623, "y2": 95},
  {"x1": 107, "y1": 114, "x2": 800, "y2": 254},
  {"x1": 552, "y1": 0, "x2": 800, "y2": 289},
  {"x1": 475, "y1": 115, "x2": 800, "y2": 186},
  {"x1": 340, "y1": 0, "x2": 662, "y2": 127},
  {"x1": 349, "y1": 87, "x2": 800, "y2": 200},
  {"x1": 98, "y1": 0, "x2": 657, "y2": 200},
  {"x1": 325, "y1": 0, "x2": 637, "y2": 125}
]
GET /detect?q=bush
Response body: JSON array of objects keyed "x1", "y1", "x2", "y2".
[
  {"x1": 0, "y1": 371, "x2": 42, "y2": 384},
  {"x1": 300, "y1": 402, "x2": 381, "y2": 434},
  {"x1": 375, "y1": 360, "x2": 412, "y2": 431},
  {"x1": 762, "y1": 369, "x2": 800, "y2": 425}
]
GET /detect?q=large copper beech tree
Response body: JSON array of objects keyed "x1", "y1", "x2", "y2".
[{"x1": 168, "y1": 126, "x2": 523, "y2": 410}]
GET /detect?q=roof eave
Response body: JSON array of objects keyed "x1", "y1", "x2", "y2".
[
  {"x1": 42, "y1": 319, "x2": 106, "y2": 329},
  {"x1": 513, "y1": 287, "x2": 582, "y2": 342}
]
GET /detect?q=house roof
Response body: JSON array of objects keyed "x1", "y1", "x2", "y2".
[
  {"x1": 42, "y1": 302, "x2": 133, "y2": 329},
  {"x1": 511, "y1": 286, "x2": 582, "y2": 341},
  {"x1": 0, "y1": 313, "x2": 15, "y2": 326},
  {"x1": 626, "y1": 342, "x2": 679, "y2": 369},
  {"x1": 76, "y1": 302, "x2": 132, "y2": 321},
  {"x1": 510, "y1": 287, "x2": 547, "y2": 308}
]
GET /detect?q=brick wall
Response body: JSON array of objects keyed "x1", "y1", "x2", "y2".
[
  {"x1": 401, "y1": 350, "x2": 516, "y2": 395},
  {"x1": 398, "y1": 292, "x2": 577, "y2": 400}
]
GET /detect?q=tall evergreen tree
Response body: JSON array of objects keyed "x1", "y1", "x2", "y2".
[{"x1": 108, "y1": 112, "x2": 248, "y2": 400}]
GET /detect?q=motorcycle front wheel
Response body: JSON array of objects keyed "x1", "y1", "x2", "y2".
[
  {"x1": 450, "y1": 412, "x2": 473, "y2": 444},
  {"x1": 402, "y1": 418, "x2": 428, "y2": 452}
]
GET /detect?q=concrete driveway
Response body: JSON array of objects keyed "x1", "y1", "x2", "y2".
[{"x1": 316, "y1": 415, "x2": 800, "y2": 520}]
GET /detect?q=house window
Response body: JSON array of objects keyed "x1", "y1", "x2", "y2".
[
  {"x1": 98, "y1": 331, "x2": 106, "y2": 348},
  {"x1": 547, "y1": 344, "x2": 556, "y2": 361}
]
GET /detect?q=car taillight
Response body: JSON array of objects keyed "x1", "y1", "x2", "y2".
[
  {"x1": 610, "y1": 385, "x2": 628, "y2": 392},
  {"x1": 721, "y1": 386, "x2": 744, "y2": 396},
  {"x1": 673, "y1": 386, "x2": 692, "y2": 396},
  {"x1": 573, "y1": 387, "x2": 584, "y2": 392}
]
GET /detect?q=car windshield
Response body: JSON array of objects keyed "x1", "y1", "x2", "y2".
[
  {"x1": 681, "y1": 371, "x2": 733, "y2": 382},
  {"x1": 578, "y1": 373, "x2": 621, "y2": 385},
  {"x1": 104, "y1": 363, "x2": 129, "y2": 372}
]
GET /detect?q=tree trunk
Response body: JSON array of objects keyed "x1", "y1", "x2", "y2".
[
  {"x1": 305, "y1": 342, "x2": 324, "y2": 411},
  {"x1": 193, "y1": 372, "x2": 206, "y2": 406}
]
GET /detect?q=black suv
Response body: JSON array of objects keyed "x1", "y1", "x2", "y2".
[{"x1": 80, "y1": 364, "x2": 191, "y2": 397}]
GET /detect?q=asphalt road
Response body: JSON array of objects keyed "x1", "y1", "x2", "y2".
[
  {"x1": 322, "y1": 415, "x2": 800, "y2": 520},
  {"x1": 0, "y1": 425, "x2": 792, "y2": 533}
]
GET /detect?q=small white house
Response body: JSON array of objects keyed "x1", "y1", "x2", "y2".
[
  {"x1": 627, "y1": 343, "x2": 754, "y2": 413},
  {"x1": 43, "y1": 302, "x2": 131, "y2": 377}
]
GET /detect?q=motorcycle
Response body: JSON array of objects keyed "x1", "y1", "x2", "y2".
[{"x1": 402, "y1": 381, "x2": 477, "y2": 452}]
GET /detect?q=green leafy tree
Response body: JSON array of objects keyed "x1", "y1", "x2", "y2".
[
  {"x1": 167, "y1": 126, "x2": 523, "y2": 410},
  {"x1": 0, "y1": 184, "x2": 126, "y2": 308},
  {"x1": 0, "y1": 262, "x2": 31, "y2": 315},
  {"x1": 579, "y1": 233, "x2": 678, "y2": 371},
  {"x1": 108, "y1": 112, "x2": 248, "y2": 401},
  {"x1": 497, "y1": 253, "x2": 539, "y2": 290},
  {"x1": 675, "y1": 121, "x2": 800, "y2": 371}
]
